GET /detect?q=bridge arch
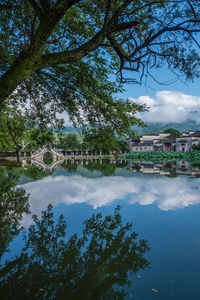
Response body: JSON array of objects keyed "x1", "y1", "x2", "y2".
[{"x1": 30, "y1": 147, "x2": 64, "y2": 170}]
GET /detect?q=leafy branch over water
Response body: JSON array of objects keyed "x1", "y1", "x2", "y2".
[{"x1": 0, "y1": 205, "x2": 150, "y2": 299}]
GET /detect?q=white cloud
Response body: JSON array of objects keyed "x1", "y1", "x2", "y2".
[
  {"x1": 129, "y1": 91, "x2": 200, "y2": 123},
  {"x1": 20, "y1": 174, "x2": 200, "y2": 226},
  {"x1": 57, "y1": 112, "x2": 73, "y2": 126}
]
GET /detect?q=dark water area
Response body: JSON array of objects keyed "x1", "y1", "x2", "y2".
[{"x1": 1, "y1": 160, "x2": 200, "y2": 299}]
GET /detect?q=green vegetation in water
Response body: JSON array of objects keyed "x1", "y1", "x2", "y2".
[
  {"x1": 43, "y1": 152, "x2": 53, "y2": 165},
  {"x1": 62, "y1": 160, "x2": 128, "y2": 176},
  {"x1": 125, "y1": 151, "x2": 200, "y2": 163},
  {"x1": 0, "y1": 159, "x2": 22, "y2": 167}
]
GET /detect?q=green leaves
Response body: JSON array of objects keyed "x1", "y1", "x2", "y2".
[{"x1": 1, "y1": 0, "x2": 200, "y2": 140}]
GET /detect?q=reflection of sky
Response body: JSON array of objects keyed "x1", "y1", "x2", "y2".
[{"x1": 21, "y1": 173, "x2": 200, "y2": 225}]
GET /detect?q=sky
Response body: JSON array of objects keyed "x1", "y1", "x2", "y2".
[
  {"x1": 61, "y1": 66, "x2": 200, "y2": 126},
  {"x1": 124, "y1": 67, "x2": 200, "y2": 125}
]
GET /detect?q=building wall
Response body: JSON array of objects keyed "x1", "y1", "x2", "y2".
[{"x1": 176, "y1": 137, "x2": 191, "y2": 152}]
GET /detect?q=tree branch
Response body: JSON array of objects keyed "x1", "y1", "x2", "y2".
[{"x1": 28, "y1": 0, "x2": 44, "y2": 20}]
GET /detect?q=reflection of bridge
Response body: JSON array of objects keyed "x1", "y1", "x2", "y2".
[
  {"x1": 30, "y1": 158, "x2": 64, "y2": 172},
  {"x1": 30, "y1": 148, "x2": 64, "y2": 172}
]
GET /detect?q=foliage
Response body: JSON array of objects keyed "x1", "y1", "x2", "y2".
[
  {"x1": 61, "y1": 160, "x2": 79, "y2": 173},
  {"x1": 0, "y1": 106, "x2": 57, "y2": 161},
  {"x1": 83, "y1": 159, "x2": 128, "y2": 176},
  {"x1": 83, "y1": 128, "x2": 131, "y2": 152},
  {"x1": 0, "y1": 205, "x2": 150, "y2": 299},
  {"x1": 0, "y1": 167, "x2": 30, "y2": 259},
  {"x1": 22, "y1": 165, "x2": 51, "y2": 181},
  {"x1": 163, "y1": 128, "x2": 181, "y2": 138},
  {"x1": 58, "y1": 133, "x2": 81, "y2": 150},
  {"x1": 192, "y1": 143, "x2": 200, "y2": 151},
  {"x1": 1, "y1": 0, "x2": 200, "y2": 140},
  {"x1": 125, "y1": 150, "x2": 200, "y2": 164},
  {"x1": 43, "y1": 152, "x2": 53, "y2": 165},
  {"x1": 28, "y1": 127, "x2": 55, "y2": 150},
  {"x1": 0, "y1": 108, "x2": 28, "y2": 161}
]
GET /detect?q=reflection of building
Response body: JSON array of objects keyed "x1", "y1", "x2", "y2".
[{"x1": 127, "y1": 161, "x2": 200, "y2": 177}]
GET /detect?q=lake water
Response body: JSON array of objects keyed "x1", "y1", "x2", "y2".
[{"x1": 1, "y1": 160, "x2": 200, "y2": 299}]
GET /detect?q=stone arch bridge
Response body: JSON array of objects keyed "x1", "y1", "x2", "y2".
[{"x1": 30, "y1": 148, "x2": 64, "y2": 171}]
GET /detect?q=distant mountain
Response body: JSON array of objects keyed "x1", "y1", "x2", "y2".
[
  {"x1": 133, "y1": 121, "x2": 200, "y2": 135},
  {"x1": 62, "y1": 121, "x2": 200, "y2": 137},
  {"x1": 62, "y1": 126, "x2": 78, "y2": 133}
]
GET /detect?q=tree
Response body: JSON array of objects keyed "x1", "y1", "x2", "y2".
[
  {"x1": 0, "y1": 205, "x2": 150, "y2": 299},
  {"x1": 192, "y1": 143, "x2": 200, "y2": 151},
  {"x1": 84, "y1": 128, "x2": 130, "y2": 152},
  {"x1": 0, "y1": 106, "x2": 57, "y2": 162},
  {"x1": 58, "y1": 133, "x2": 80, "y2": 150},
  {"x1": 0, "y1": 108, "x2": 29, "y2": 162},
  {"x1": 163, "y1": 128, "x2": 181, "y2": 138},
  {"x1": 1, "y1": 1, "x2": 200, "y2": 140},
  {"x1": 22, "y1": 165, "x2": 51, "y2": 180},
  {"x1": 28, "y1": 127, "x2": 55, "y2": 149},
  {"x1": 84, "y1": 160, "x2": 128, "y2": 176}
]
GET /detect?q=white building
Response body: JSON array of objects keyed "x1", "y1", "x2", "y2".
[
  {"x1": 132, "y1": 141, "x2": 154, "y2": 152},
  {"x1": 140, "y1": 133, "x2": 170, "y2": 142},
  {"x1": 176, "y1": 131, "x2": 200, "y2": 152},
  {"x1": 129, "y1": 131, "x2": 200, "y2": 153}
]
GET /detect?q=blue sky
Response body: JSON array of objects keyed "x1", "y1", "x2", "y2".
[
  {"x1": 61, "y1": 66, "x2": 200, "y2": 126},
  {"x1": 122, "y1": 66, "x2": 200, "y2": 125},
  {"x1": 123, "y1": 66, "x2": 200, "y2": 99}
]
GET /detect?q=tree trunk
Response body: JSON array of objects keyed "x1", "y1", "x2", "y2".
[
  {"x1": 16, "y1": 148, "x2": 21, "y2": 163},
  {"x1": 0, "y1": 57, "x2": 38, "y2": 104}
]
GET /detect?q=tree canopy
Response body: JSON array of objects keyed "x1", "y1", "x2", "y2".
[
  {"x1": 0, "y1": 0, "x2": 200, "y2": 138},
  {"x1": 163, "y1": 128, "x2": 181, "y2": 138},
  {"x1": 0, "y1": 107, "x2": 55, "y2": 161}
]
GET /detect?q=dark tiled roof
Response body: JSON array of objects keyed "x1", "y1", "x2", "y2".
[
  {"x1": 162, "y1": 138, "x2": 176, "y2": 143},
  {"x1": 190, "y1": 131, "x2": 200, "y2": 137},
  {"x1": 140, "y1": 141, "x2": 154, "y2": 146},
  {"x1": 142, "y1": 134, "x2": 159, "y2": 136}
]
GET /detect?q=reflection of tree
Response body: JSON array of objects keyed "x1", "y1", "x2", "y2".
[
  {"x1": 84, "y1": 160, "x2": 128, "y2": 176},
  {"x1": 166, "y1": 171, "x2": 179, "y2": 178},
  {"x1": 0, "y1": 206, "x2": 150, "y2": 299},
  {"x1": 0, "y1": 167, "x2": 30, "y2": 259},
  {"x1": 22, "y1": 165, "x2": 50, "y2": 181},
  {"x1": 62, "y1": 160, "x2": 79, "y2": 173},
  {"x1": 43, "y1": 152, "x2": 53, "y2": 165}
]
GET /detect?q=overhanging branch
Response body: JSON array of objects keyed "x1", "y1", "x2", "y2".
[{"x1": 28, "y1": 0, "x2": 44, "y2": 20}]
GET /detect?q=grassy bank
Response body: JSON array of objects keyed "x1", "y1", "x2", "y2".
[{"x1": 124, "y1": 151, "x2": 200, "y2": 163}]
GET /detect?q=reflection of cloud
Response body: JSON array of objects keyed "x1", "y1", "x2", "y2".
[
  {"x1": 129, "y1": 91, "x2": 200, "y2": 123},
  {"x1": 21, "y1": 174, "x2": 200, "y2": 225}
]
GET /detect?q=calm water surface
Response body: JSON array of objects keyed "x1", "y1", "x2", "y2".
[{"x1": 1, "y1": 160, "x2": 200, "y2": 299}]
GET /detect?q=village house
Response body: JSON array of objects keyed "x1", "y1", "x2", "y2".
[
  {"x1": 176, "y1": 131, "x2": 200, "y2": 152},
  {"x1": 130, "y1": 133, "x2": 170, "y2": 152},
  {"x1": 128, "y1": 131, "x2": 200, "y2": 152}
]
